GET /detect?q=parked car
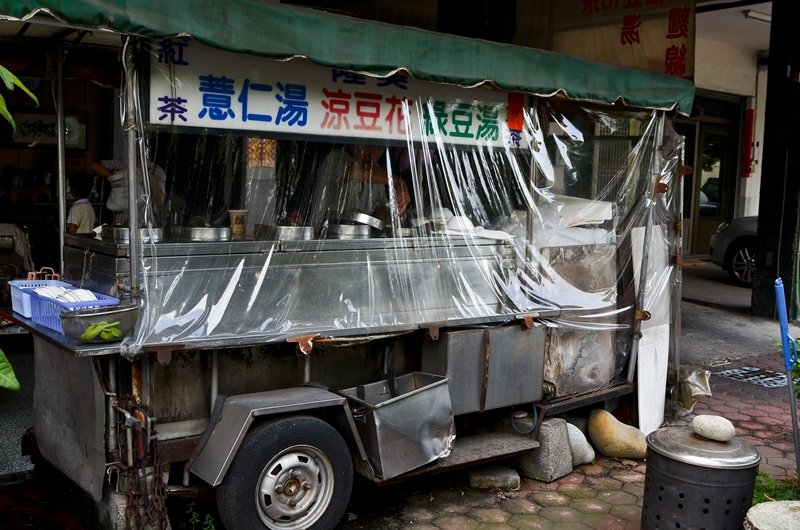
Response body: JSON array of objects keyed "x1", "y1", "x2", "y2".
[{"x1": 709, "y1": 216, "x2": 758, "y2": 286}]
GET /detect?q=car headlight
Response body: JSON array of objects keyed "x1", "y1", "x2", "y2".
[{"x1": 714, "y1": 221, "x2": 731, "y2": 235}]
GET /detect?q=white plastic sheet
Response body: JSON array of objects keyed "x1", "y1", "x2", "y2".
[{"x1": 96, "y1": 54, "x2": 682, "y2": 385}]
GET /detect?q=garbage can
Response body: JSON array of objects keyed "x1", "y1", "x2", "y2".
[{"x1": 641, "y1": 426, "x2": 761, "y2": 530}]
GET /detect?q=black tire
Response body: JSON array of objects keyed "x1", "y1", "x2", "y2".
[
  {"x1": 216, "y1": 415, "x2": 353, "y2": 530},
  {"x1": 726, "y1": 238, "x2": 757, "y2": 286}
]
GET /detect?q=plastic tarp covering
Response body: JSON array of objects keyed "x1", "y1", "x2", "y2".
[
  {"x1": 102, "y1": 39, "x2": 685, "y2": 372},
  {"x1": 0, "y1": 0, "x2": 694, "y2": 114}
]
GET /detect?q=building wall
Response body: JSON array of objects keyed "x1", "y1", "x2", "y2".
[
  {"x1": 695, "y1": 37, "x2": 764, "y2": 219},
  {"x1": 695, "y1": 38, "x2": 759, "y2": 96}
]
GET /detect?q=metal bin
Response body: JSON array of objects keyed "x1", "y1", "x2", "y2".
[
  {"x1": 641, "y1": 427, "x2": 761, "y2": 530},
  {"x1": 339, "y1": 372, "x2": 455, "y2": 480}
]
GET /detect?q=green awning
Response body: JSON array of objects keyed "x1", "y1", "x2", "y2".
[{"x1": 0, "y1": 0, "x2": 695, "y2": 114}]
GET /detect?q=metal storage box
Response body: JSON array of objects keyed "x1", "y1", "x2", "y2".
[
  {"x1": 340, "y1": 372, "x2": 455, "y2": 480},
  {"x1": 421, "y1": 326, "x2": 545, "y2": 415}
]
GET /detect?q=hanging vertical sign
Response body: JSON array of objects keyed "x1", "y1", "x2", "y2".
[
  {"x1": 149, "y1": 39, "x2": 523, "y2": 147},
  {"x1": 550, "y1": 0, "x2": 695, "y2": 79}
]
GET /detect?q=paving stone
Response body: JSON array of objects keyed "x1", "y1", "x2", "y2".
[
  {"x1": 756, "y1": 445, "x2": 784, "y2": 458},
  {"x1": 559, "y1": 473, "x2": 585, "y2": 485},
  {"x1": 469, "y1": 508, "x2": 510, "y2": 524},
  {"x1": 608, "y1": 470, "x2": 645, "y2": 483},
  {"x1": 571, "y1": 497, "x2": 611, "y2": 513},
  {"x1": 521, "y1": 479, "x2": 560, "y2": 492},
  {"x1": 399, "y1": 506, "x2": 438, "y2": 524},
  {"x1": 433, "y1": 514, "x2": 480, "y2": 530},
  {"x1": 538, "y1": 505, "x2": 582, "y2": 523},
  {"x1": 584, "y1": 476, "x2": 623, "y2": 491},
  {"x1": 577, "y1": 463, "x2": 606, "y2": 476},
  {"x1": 530, "y1": 491, "x2": 570, "y2": 506},
  {"x1": 621, "y1": 482, "x2": 645, "y2": 497},
  {"x1": 609, "y1": 503, "x2": 642, "y2": 521},
  {"x1": 502, "y1": 498, "x2": 542, "y2": 515},
  {"x1": 580, "y1": 513, "x2": 627, "y2": 529},
  {"x1": 597, "y1": 490, "x2": 638, "y2": 505},
  {"x1": 506, "y1": 514, "x2": 554, "y2": 529},
  {"x1": 556, "y1": 483, "x2": 596, "y2": 499}
]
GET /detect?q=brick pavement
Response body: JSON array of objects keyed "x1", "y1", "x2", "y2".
[{"x1": 692, "y1": 352, "x2": 799, "y2": 480}]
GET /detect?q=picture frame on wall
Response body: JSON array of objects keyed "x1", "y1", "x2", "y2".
[{"x1": 12, "y1": 112, "x2": 87, "y2": 149}]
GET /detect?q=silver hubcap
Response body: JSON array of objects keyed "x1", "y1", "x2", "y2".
[
  {"x1": 731, "y1": 247, "x2": 755, "y2": 284},
  {"x1": 256, "y1": 445, "x2": 335, "y2": 529}
]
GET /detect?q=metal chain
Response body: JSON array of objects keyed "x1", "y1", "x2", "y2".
[{"x1": 123, "y1": 433, "x2": 170, "y2": 529}]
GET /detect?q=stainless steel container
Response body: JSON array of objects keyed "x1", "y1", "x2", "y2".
[
  {"x1": 421, "y1": 326, "x2": 545, "y2": 415},
  {"x1": 339, "y1": 372, "x2": 455, "y2": 480},
  {"x1": 340, "y1": 210, "x2": 384, "y2": 232},
  {"x1": 641, "y1": 427, "x2": 761, "y2": 530},
  {"x1": 174, "y1": 227, "x2": 231, "y2": 242},
  {"x1": 255, "y1": 224, "x2": 313, "y2": 240},
  {"x1": 322, "y1": 223, "x2": 371, "y2": 240},
  {"x1": 101, "y1": 225, "x2": 163, "y2": 243},
  {"x1": 384, "y1": 226, "x2": 413, "y2": 238}
]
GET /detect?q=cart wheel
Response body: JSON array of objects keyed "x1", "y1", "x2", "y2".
[{"x1": 216, "y1": 415, "x2": 353, "y2": 530}]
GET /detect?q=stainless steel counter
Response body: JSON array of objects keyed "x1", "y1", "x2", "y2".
[{"x1": 60, "y1": 233, "x2": 560, "y2": 355}]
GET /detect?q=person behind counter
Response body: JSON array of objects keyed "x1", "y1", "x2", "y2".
[
  {"x1": 66, "y1": 172, "x2": 96, "y2": 236},
  {"x1": 309, "y1": 144, "x2": 410, "y2": 228},
  {"x1": 89, "y1": 158, "x2": 166, "y2": 225}
]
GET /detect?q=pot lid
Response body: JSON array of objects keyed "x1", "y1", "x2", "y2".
[{"x1": 646, "y1": 427, "x2": 761, "y2": 470}]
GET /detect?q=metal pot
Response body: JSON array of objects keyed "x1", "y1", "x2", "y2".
[
  {"x1": 174, "y1": 226, "x2": 231, "y2": 242},
  {"x1": 101, "y1": 225, "x2": 163, "y2": 243},
  {"x1": 322, "y1": 223, "x2": 371, "y2": 240},
  {"x1": 339, "y1": 210, "x2": 384, "y2": 232},
  {"x1": 384, "y1": 226, "x2": 414, "y2": 238},
  {"x1": 255, "y1": 224, "x2": 314, "y2": 240}
]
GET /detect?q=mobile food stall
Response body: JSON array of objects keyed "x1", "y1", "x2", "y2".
[{"x1": 0, "y1": 2, "x2": 694, "y2": 529}]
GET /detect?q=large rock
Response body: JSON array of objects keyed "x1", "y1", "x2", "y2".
[
  {"x1": 587, "y1": 409, "x2": 647, "y2": 459},
  {"x1": 567, "y1": 422, "x2": 595, "y2": 465},
  {"x1": 692, "y1": 414, "x2": 736, "y2": 442}
]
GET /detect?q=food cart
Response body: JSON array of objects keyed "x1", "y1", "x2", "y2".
[{"x1": 0, "y1": 2, "x2": 694, "y2": 529}]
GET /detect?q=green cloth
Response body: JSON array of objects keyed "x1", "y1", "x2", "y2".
[{"x1": 1, "y1": 0, "x2": 694, "y2": 114}]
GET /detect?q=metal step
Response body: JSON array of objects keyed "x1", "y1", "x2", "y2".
[{"x1": 381, "y1": 432, "x2": 538, "y2": 483}]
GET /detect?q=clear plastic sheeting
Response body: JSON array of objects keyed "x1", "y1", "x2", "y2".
[{"x1": 71, "y1": 52, "x2": 683, "y2": 371}]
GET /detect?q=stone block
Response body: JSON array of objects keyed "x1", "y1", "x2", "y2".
[
  {"x1": 516, "y1": 418, "x2": 572, "y2": 482},
  {"x1": 468, "y1": 465, "x2": 521, "y2": 490}
]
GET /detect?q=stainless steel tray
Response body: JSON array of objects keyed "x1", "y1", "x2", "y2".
[{"x1": 101, "y1": 225, "x2": 162, "y2": 243}]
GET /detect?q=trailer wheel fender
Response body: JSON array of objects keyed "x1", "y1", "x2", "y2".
[
  {"x1": 190, "y1": 386, "x2": 367, "y2": 487},
  {"x1": 216, "y1": 415, "x2": 353, "y2": 530}
]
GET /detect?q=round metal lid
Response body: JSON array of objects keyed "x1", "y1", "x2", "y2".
[{"x1": 646, "y1": 427, "x2": 761, "y2": 470}]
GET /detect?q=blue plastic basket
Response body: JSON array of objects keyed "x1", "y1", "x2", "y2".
[
  {"x1": 9, "y1": 279, "x2": 72, "y2": 318},
  {"x1": 28, "y1": 289, "x2": 120, "y2": 334}
]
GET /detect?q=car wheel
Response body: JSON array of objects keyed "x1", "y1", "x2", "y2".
[
  {"x1": 217, "y1": 415, "x2": 353, "y2": 530},
  {"x1": 726, "y1": 238, "x2": 757, "y2": 286}
]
